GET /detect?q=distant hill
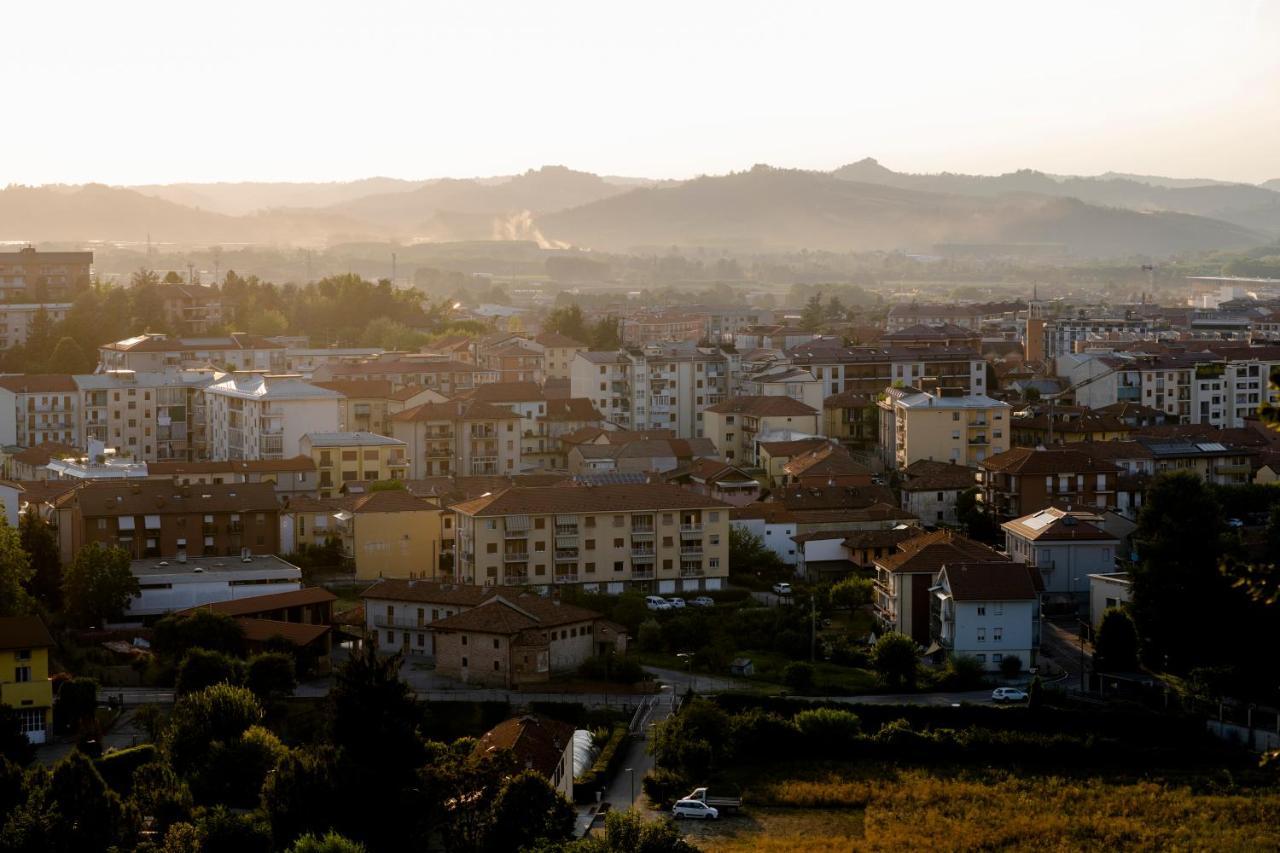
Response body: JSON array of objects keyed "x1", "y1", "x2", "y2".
[
  {"x1": 540, "y1": 165, "x2": 1264, "y2": 257},
  {"x1": 128, "y1": 178, "x2": 427, "y2": 216},
  {"x1": 830, "y1": 159, "x2": 1280, "y2": 237},
  {"x1": 0, "y1": 184, "x2": 377, "y2": 244},
  {"x1": 328, "y1": 166, "x2": 635, "y2": 234}
]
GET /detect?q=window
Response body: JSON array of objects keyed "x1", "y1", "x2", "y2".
[
  {"x1": 534, "y1": 542, "x2": 546, "y2": 552},
  {"x1": 993, "y1": 627, "x2": 1003, "y2": 642},
  {"x1": 977, "y1": 605, "x2": 986, "y2": 616},
  {"x1": 493, "y1": 638, "x2": 500, "y2": 649},
  {"x1": 15, "y1": 666, "x2": 31, "y2": 683},
  {"x1": 709, "y1": 558, "x2": 720, "y2": 569},
  {"x1": 486, "y1": 543, "x2": 497, "y2": 553},
  {"x1": 993, "y1": 602, "x2": 1003, "y2": 616},
  {"x1": 386, "y1": 631, "x2": 394, "y2": 644},
  {"x1": 977, "y1": 628, "x2": 986, "y2": 643},
  {"x1": 992, "y1": 653, "x2": 1003, "y2": 664},
  {"x1": 462, "y1": 657, "x2": 468, "y2": 667},
  {"x1": 585, "y1": 539, "x2": 595, "y2": 550},
  {"x1": 585, "y1": 517, "x2": 596, "y2": 528},
  {"x1": 461, "y1": 635, "x2": 468, "y2": 646},
  {"x1": 493, "y1": 661, "x2": 500, "y2": 671},
  {"x1": 613, "y1": 515, "x2": 624, "y2": 527},
  {"x1": 614, "y1": 561, "x2": 624, "y2": 572},
  {"x1": 585, "y1": 562, "x2": 595, "y2": 573},
  {"x1": 534, "y1": 517, "x2": 545, "y2": 529},
  {"x1": 662, "y1": 536, "x2": 673, "y2": 547},
  {"x1": 663, "y1": 559, "x2": 673, "y2": 570},
  {"x1": 613, "y1": 538, "x2": 623, "y2": 548},
  {"x1": 663, "y1": 513, "x2": 673, "y2": 525},
  {"x1": 975, "y1": 654, "x2": 986, "y2": 663},
  {"x1": 709, "y1": 534, "x2": 720, "y2": 545}
]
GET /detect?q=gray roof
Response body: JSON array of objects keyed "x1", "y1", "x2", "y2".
[{"x1": 302, "y1": 431, "x2": 406, "y2": 447}]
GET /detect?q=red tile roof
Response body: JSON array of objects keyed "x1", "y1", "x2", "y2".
[
  {"x1": 391, "y1": 399, "x2": 521, "y2": 423},
  {"x1": 0, "y1": 374, "x2": 78, "y2": 393},
  {"x1": 980, "y1": 447, "x2": 1120, "y2": 475},
  {"x1": 876, "y1": 529, "x2": 1005, "y2": 574},
  {"x1": 706, "y1": 395, "x2": 818, "y2": 417},
  {"x1": 940, "y1": 561, "x2": 1038, "y2": 601},
  {"x1": 179, "y1": 586, "x2": 336, "y2": 617},
  {"x1": 453, "y1": 483, "x2": 730, "y2": 517},
  {"x1": 311, "y1": 379, "x2": 395, "y2": 398},
  {"x1": 475, "y1": 714, "x2": 576, "y2": 778}
]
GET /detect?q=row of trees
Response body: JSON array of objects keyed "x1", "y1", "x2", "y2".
[{"x1": 542, "y1": 304, "x2": 622, "y2": 349}]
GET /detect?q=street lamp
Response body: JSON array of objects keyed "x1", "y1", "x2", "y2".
[{"x1": 625, "y1": 767, "x2": 635, "y2": 807}]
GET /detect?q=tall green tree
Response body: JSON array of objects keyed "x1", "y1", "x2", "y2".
[
  {"x1": 483, "y1": 770, "x2": 576, "y2": 852},
  {"x1": 872, "y1": 631, "x2": 919, "y2": 689},
  {"x1": 800, "y1": 293, "x2": 825, "y2": 331},
  {"x1": 19, "y1": 509, "x2": 61, "y2": 610},
  {"x1": 0, "y1": 519, "x2": 34, "y2": 617},
  {"x1": 46, "y1": 336, "x2": 89, "y2": 373},
  {"x1": 589, "y1": 315, "x2": 621, "y2": 350},
  {"x1": 62, "y1": 543, "x2": 139, "y2": 627},
  {"x1": 1093, "y1": 607, "x2": 1139, "y2": 672},
  {"x1": 543, "y1": 304, "x2": 589, "y2": 343}
]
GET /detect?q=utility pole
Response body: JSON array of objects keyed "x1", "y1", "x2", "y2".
[
  {"x1": 392, "y1": 252, "x2": 397, "y2": 285},
  {"x1": 810, "y1": 594, "x2": 817, "y2": 662}
]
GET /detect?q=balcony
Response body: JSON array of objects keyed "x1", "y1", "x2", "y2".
[
  {"x1": 679, "y1": 545, "x2": 703, "y2": 557},
  {"x1": 631, "y1": 567, "x2": 655, "y2": 580},
  {"x1": 679, "y1": 523, "x2": 703, "y2": 534},
  {"x1": 1215, "y1": 463, "x2": 1251, "y2": 476},
  {"x1": 968, "y1": 437, "x2": 988, "y2": 445},
  {"x1": 370, "y1": 615, "x2": 430, "y2": 630},
  {"x1": 553, "y1": 573, "x2": 579, "y2": 584},
  {"x1": 554, "y1": 549, "x2": 579, "y2": 562},
  {"x1": 554, "y1": 524, "x2": 579, "y2": 537},
  {"x1": 680, "y1": 566, "x2": 705, "y2": 578},
  {"x1": 967, "y1": 419, "x2": 988, "y2": 428},
  {"x1": 630, "y1": 525, "x2": 654, "y2": 538},
  {"x1": 504, "y1": 526, "x2": 527, "y2": 538},
  {"x1": 503, "y1": 571, "x2": 528, "y2": 585},
  {"x1": 631, "y1": 547, "x2": 656, "y2": 560},
  {"x1": 503, "y1": 552, "x2": 530, "y2": 563}
]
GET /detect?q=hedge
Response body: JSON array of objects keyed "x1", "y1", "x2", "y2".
[
  {"x1": 96, "y1": 743, "x2": 159, "y2": 793},
  {"x1": 573, "y1": 723, "x2": 629, "y2": 804}
]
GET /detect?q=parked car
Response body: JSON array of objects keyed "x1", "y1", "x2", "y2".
[
  {"x1": 1226, "y1": 517, "x2": 1245, "y2": 529},
  {"x1": 772, "y1": 582, "x2": 793, "y2": 596},
  {"x1": 672, "y1": 799, "x2": 719, "y2": 820},
  {"x1": 645, "y1": 595, "x2": 671, "y2": 611},
  {"x1": 690, "y1": 596, "x2": 715, "y2": 607},
  {"x1": 992, "y1": 687, "x2": 1028, "y2": 703},
  {"x1": 666, "y1": 597, "x2": 686, "y2": 609}
]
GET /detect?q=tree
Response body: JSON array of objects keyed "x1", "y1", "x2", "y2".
[
  {"x1": 0, "y1": 519, "x2": 34, "y2": 617},
  {"x1": 196, "y1": 806, "x2": 273, "y2": 853},
  {"x1": 152, "y1": 610, "x2": 246, "y2": 659},
  {"x1": 62, "y1": 542, "x2": 139, "y2": 627},
  {"x1": 32, "y1": 750, "x2": 133, "y2": 851},
  {"x1": 245, "y1": 651, "x2": 297, "y2": 701},
  {"x1": 289, "y1": 833, "x2": 367, "y2": 853},
  {"x1": 46, "y1": 336, "x2": 90, "y2": 373},
  {"x1": 55, "y1": 677, "x2": 98, "y2": 735},
  {"x1": 830, "y1": 576, "x2": 873, "y2": 610},
  {"x1": 728, "y1": 526, "x2": 785, "y2": 576},
  {"x1": 192, "y1": 724, "x2": 287, "y2": 807},
  {"x1": 783, "y1": 661, "x2": 815, "y2": 691},
  {"x1": 825, "y1": 295, "x2": 846, "y2": 322},
  {"x1": 262, "y1": 746, "x2": 342, "y2": 847},
  {"x1": 0, "y1": 705, "x2": 35, "y2": 765},
  {"x1": 568, "y1": 808, "x2": 699, "y2": 853},
  {"x1": 999, "y1": 654, "x2": 1022, "y2": 678},
  {"x1": 955, "y1": 487, "x2": 1000, "y2": 542},
  {"x1": 175, "y1": 649, "x2": 242, "y2": 695},
  {"x1": 163, "y1": 684, "x2": 264, "y2": 778},
  {"x1": 589, "y1": 315, "x2": 621, "y2": 350},
  {"x1": 1093, "y1": 607, "x2": 1139, "y2": 672},
  {"x1": 543, "y1": 304, "x2": 589, "y2": 343},
  {"x1": 872, "y1": 632, "x2": 918, "y2": 689},
  {"x1": 483, "y1": 770, "x2": 576, "y2": 852},
  {"x1": 800, "y1": 293, "x2": 825, "y2": 332},
  {"x1": 19, "y1": 509, "x2": 61, "y2": 610},
  {"x1": 129, "y1": 761, "x2": 192, "y2": 834}
]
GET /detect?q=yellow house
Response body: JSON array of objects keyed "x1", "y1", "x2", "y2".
[
  {"x1": 299, "y1": 432, "x2": 409, "y2": 498},
  {"x1": 877, "y1": 387, "x2": 1012, "y2": 470},
  {"x1": 340, "y1": 490, "x2": 446, "y2": 580},
  {"x1": 0, "y1": 616, "x2": 55, "y2": 745},
  {"x1": 703, "y1": 396, "x2": 821, "y2": 466}
]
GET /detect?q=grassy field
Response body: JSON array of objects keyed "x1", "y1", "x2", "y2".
[{"x1": 677, "y1": 763, "x2": 1280, "y2": 852}]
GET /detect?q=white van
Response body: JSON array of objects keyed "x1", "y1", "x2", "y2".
[{"x1": 645, "y1": 595, "x2": 671, "y2": 611}]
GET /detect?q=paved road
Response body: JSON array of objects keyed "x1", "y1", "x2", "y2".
[{"x1": 1041, "y1": 615, "x2": 1091, "y2": 689}]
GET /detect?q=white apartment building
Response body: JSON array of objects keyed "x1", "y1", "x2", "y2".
[
  {"x1": 0, "y1": 375, "x2": 81, "y2": 447},
  {"x1": 76, "y1": 370, "x2": 217, "y2": 463},
  {"x1": 204, "y1": 374, "x2": 341, "y2": 461},
  {"x1": 0, "y1": 304, "x2": 72, "y2": 350},
  {"x1": 1190, "y1": 356, "x2": 1280, "y2": 429},
  {"x1": 1043, "y1": 318, "x2": 1152, "y2": 358},
  {"x1": 931, "y1": 561, "x2": 1040, "y2": 673},
  {"x1": 98, "y1": 333, "x2": 287, "y2": 373},
  {"x1": 570, "y1": 345, "x2": 731, "y2": 438},
  {"x1": 787, "y1": 344, "x2": 987, "y2": 399}
]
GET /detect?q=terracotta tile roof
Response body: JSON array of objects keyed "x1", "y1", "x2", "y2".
[
  {"x1": 1002, "y1": 508, "x2": 1118, "y2": 542},
  {"x1": 730, "y1": 503, "x2": 796, "y2": 523},
  {"x1": 823, "y1": 390, "x2": 875, "y2": 409},
  {"x1": 1069, "y1": 441, "x2": 1154, "y2": 462},
  {"x1": 534, "y1": 332, "x2": 587, "y2": 348},
  {"x1": 326, "y1": 358, "x2": 484, "y2": 377},
  {"x1": 940, "y1": 561, "x2": 1038, "y2": 601},
  {"x1": 57, "y1": 480, "x2": 281, "y2": 516},
  {"x1": 0, "y1": 615, "x2": 54, "y2": 650},
  {"x1": 149, "y1": 456, "x2": 317, "y2": 475},
  {"x1": 774, "y1": 484, "x2": 897, "y2": 510},
  {"x1": 390, "y1": 399, "x2": 521, "y2": 423},
  {"x1": 542, "y1": 398, "x2": 603, "y2": 422},
  {"x1": 980, "y1": 447, "x2": 1120, "y2": 475},
  {"x1": 235, "y1": 618, "x2": 330, "y2": 646},
  {"x1": 11, "y1": 442, "x2": 80, "y2": 467},
  {"x1": 311, "y1": 379, "x2": 395, "y2": 398},
  {"x1": 13, "y1": 479, "x2": 77, "y2": 506},
  {"x1": 387, "y1": 384, "x2": 434, "y2": 402},
  {"x1": 475, "y1": 714, "x2": 576, "y2": 778},
  {"x1": 781, "y1": 444, "x2": 869, "y2": 477},
  {"x1": 842, "y1": 528, "x2": 919, "y2": 550},
  {"x1": 0, "y1": 374, "x2": 78, "y2": 393},
  {"x1": 348, "y1": 490, "x2": 438, "y2": 514},
  {"x1": 458, "y1": 382, "x2": 546, "y2": 403},
  {"x1": 684, "y1": 458, "x2": 756, "y2": 484},
  {"x1": 758, "y1": 438, "x2": 829, "y2": 458},
  {"x1": 559, "y1": 426, "x2": 611, "y2": 446},
  {"x1": 876, "y1": 529, "x2": 1005, "y2": 574},
  {"x1": 901, "y1": 460, "x2": 980, "y2": 492},
  {"x1": 705, "y1": 395, "x2": 818, "y2": 417},
  {"x1": 360, "y1": 578, "x2": 509, "y2": 606},
  {"x1": 179, "y1": 586, "x2": 336, "y2": 617},
  {"x1": 542, "y1": 378, "x2": 571, "y2": 400},
  {"x1": 430, "y1": 593, "x2": 602, "y2": 634},
  {"x1": 453, "y1": 483, "x2": 730, "y2": 517}
]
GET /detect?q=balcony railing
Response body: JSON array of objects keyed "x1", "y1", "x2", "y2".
[
  {"x1": 504, "y1": 527, "x2": 527, "y2": 538},
  {"x1": 680, "y1": 567, "x2": 705, "y2": 578},
  {"x1": 679, "y1": 523, "x2": 702, "y2": 534},
  {"x1": 503, "y1": 552, "x2": 530, "y2": 563},
  {"x1": 631, "y1": 548, "x2": 656, "y2": 559},
  {"x1": 968, "y1": 437, "x2": 988, "y2": 445},
  {"x1": 555, "y1": 524, "x2": 579, "y2": 536},
  {"x1": 631, "y1": 567, "x2": 655, "y2": 580},
  {"x1": 679, "y1": 546, "x2": 703, "y2": 557},
  {"x1": 503, "y1": 572, "x2": 528, "y2": 585},
  {"x1": 553, "y1": 573, "x2": 579, "y2": 584},
  {"x1": 554, "y1": 550, "x2": 579, "y2": 562},
  {"x1": 371, "y1": 615, "x2": 430, "y2": 630},
  {"x1": 630, "y1": 526, "x2": 654, "y2": 538}
]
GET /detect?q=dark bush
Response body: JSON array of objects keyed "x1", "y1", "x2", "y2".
[
  {"x1": 642, "y1": 767, "x2": 688, "y2": 808},
  {"x1": 95, "y1": 743, "x2": 158, "y2": 793},
  {"x1": 783, "y1": 661, "x2": 815, "y2": 691},
  {"x1": 176, "y1": 648, "x2": 243, "y2": 695}
]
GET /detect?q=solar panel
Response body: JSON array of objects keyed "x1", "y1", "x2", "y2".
[{"x1": 1195, "y1": 442, "x2": 1227, "y2": 452}]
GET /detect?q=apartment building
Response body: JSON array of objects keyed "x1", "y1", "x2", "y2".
[
  {"x1": 50, "y1": 480, "x2": 281, "y2": 564},
  {"x1": 311, "y1": 379, "x2": 396, "y2": 434},
  {"x1": 147, "y1": 457, "x2": 318, "y2": 500},
  {"x1": 458, "y1": 382, "x2": 559, "y2": 470},
  {"x1": 160, "y1": 284, "x2": 223, "y2": 333},
  {"x1": 77, "y1": 370, "x2": 216, "y2": 463},
  {"x1": 478, "y1": 340, "x2": 544, "y2": 384},
  {"x1": 204, "y1": 373, "x2": 341, "y2": 461},
  {"x1": 1044, "y1": 318, "x2": 1153, "y2": 358},
  {"x1": 739, "y1": 366, "x2": 823, "y2": 410},
  {"x1": 0, "y1": 375, "x2": 81, "y2": 447},
  {"x1": 619, "y1": 313, "x2": 708, "y2": 346},
  {"x1": 534, "y1": 332, "x2": 588, "y2": 380},
  {"x1": 312, "y1": 357, "x2": 498, "y2": 395},
  {"x1": 299, "y1": 432, "x2": 408, "y2": 496},
  {"x1": 569, "y1": 345, "x2": 731, "y2": 438},
  {"x1": 689, "y1": 306, "x2": 776, "y2": 343},
  {"x1": 885, "y1": 302, "x2": 1019, "y2": 333},
  {"x1": 733, "y1": 326, "x2": 816, "y2": 352},
  {"x1": 978, "y1": 447, "x2": 1120, "y2": 518},
  {"x1": 0, "y1": 616, "x2": 55, "y2": 744},
  {"x1": 331, "y1": 490, "x2": 445, "y2": 580},
  {"x1": 539, "y1": 398, "x2": 607, "y2": 468},
  {"x1": 0, "y1": 303, "x2": 71, "y2": 350},
  {"x1": 877, "y1": 387, "x2": 1011, "y2": 469},
  {"x1": 390, "y1": 399, "x2": 522, "y2": 478},
  {"x1": 703, "y1": 395, "x2": 820, "y2": 465},
  {"x1": 282, "y1": 347, "x2": 384, "y2": 378},
  {"x1": 0, "y1": 247, "x2": 92, "y2": 300},
  {"x1": 453, "y1": 483, "x2": 732, "y2": 595},
  {"x1": 1189, "y1": 349, "x2": 1280, "y2": 429},
  {"x1": 931, "y1": 561, "x2": 1040, "y2": 672},
  {"x1": 1002, "y1": 507, "x2": 1118, "y2": 602},
  {"x1": 899, "y1": 459, "x2": 979, "y2": 526},
  {"x1": 822, "y1": 390, "x2": 878, "y2": 451},
  {"x1": 787, "y1": 343, "x2": 987, "y2": 399},
  {"x1": 98, "y1": 333, "x2": 287, "y2": 373}
]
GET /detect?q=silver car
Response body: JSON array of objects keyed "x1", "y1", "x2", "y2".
[{"x1": 672, "y1": 799, "x2": 719, "y2": 820}]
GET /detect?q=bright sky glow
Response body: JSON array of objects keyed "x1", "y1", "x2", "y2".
[{"x1": 3, "y1": 0, "x2": 1278, "y2": 185}]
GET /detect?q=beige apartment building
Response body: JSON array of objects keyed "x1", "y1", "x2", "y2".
[
  {"x1": 702, "y1": 395, "x2": 821, "y2": 465},
  {"x1": 390, "y1": 399, "x2": 522, "y2": 478},
  {"x1": 534, "y1": 332, "x2": 588, "y2": 380},
  {"x1": 878, "y1": 387, "x2": 1011, "y2": 469},
  {"x1": 298, "y1": 432, "x2": 408, "y2": 497},
  {"x1": 312, "y1": 379, "x2": 445, "y2": 435},
  {"x1": 453, "y1": 483, "x2": 732, "y2": 595},
  {"x1": 77, "y1": 371, "x2": 216, "y2": 463}
]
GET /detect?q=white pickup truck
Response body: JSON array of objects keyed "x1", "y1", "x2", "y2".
[{"x1": 685, "y1": 786, "x2": 742, "y2": 811}]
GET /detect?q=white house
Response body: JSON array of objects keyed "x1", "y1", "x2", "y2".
[
  {"x1": 730, "y1": 506, "x2": 798, "y2": 567},
  {"x1": 124, "y1": 554, "x2": 302, "y2": 621},
  {"x1": 359, "y1": 577, "x2": 498, "y2": 658},
  {"x1": 0, "y1": 480, "x2": 21, "y2": 527},
  {"x1": 204, "y1": 373, "x2": 341, "y2": 462},
  {"x1": 1088, "y1": 572, "x2": 1134, "y2": 629},
  {"x1": 1002, "y1": 507, "x2": 1118, "y2": 603},
  {"x1": 932, "y1": 560, "x2": 1040, "y2": 673}
]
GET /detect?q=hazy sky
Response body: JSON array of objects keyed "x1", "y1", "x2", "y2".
[{"x1": 4, "y1": 0, "x2": 1279, "y2": 185}]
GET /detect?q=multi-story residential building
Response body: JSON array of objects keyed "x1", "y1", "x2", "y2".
[
  {"x1": 567, "y1": 435, "x2": 717, "y2": 476},
  {"x1": 312, "y1": 379, "x2": 397, "y2": 434},
  {"x1": 787, "y1": 343, "x2": 987, "y2": 399},
  {"x1": 690, "y1": 306, "x2": 775, "y2": 344},
  {"x1": 880, "y1": 323, "x2": 983, "y2": 351},
  {"x1": 0, "y1": 303, "x2": 71, "y2": 350},
  {"x1": 282, "y1": 347, "x2": 384, "y2": 378},
  {"x1": 899, "y1": 459, "x2": 979, "y2": 527},
  {"x1": 1189, "y1": 348, "x2": 1280, "y2": 429},
  {"x1": 733, "y1": 326, "x2": 816, "y2": 352},
  {"x1": 391, "y1": 399, "x2": 522, "y2": 478},
  {"x1": 98, "y1": 333, "x2": 287, "y2": 373},
  {"x1": 453, "y1": 483, "x2": 732, "y2": 595},
  {"x1": 361, "y1": 579, "x2": 497, "y2": 657},
  {"x1": 873, "y1": 529, "x2": 1006, "y2": 645},
  {"x1": 570, "y1": 344, "x2": 732, "y2": 438},
  {"x1": 1044, "y1": 318, "x2": 1152, "y2": 358},
  {"x1": 885, "y1": 301, "x2": 1020, "y2": 332},
  {"x1": 1001, "y1": 507, "x2": 1118, "y2": 604},
  {"x1": 311, "y1": 356, "x2": 498, "y2": 395},
  {"x1": 822, "y1": 390, "x2": 878, "y2": 451},
  {"x1": 877, "y1": 387, "x2": 1011, "y2": 469},
  {"x1": 159, "y1": 284, "x2": 223, "y2": 333},
  {"x1": 477, "y1": 339, "x2": 544, "y2": 384},
  {"x1": 147, "y1": 457, "x2": 318, "y2": 499},
  {"x1": 703, "y1": 396, "x2": 820, "y2": 465},
  {"x1": 978, "y1": 447, "x2": 1120, "y2": 519},
  {"x1": 1054, "y1": 353, "x2": 1143, "y2": 410},
  {"x1": 204, "y1": 373, "x2": 341, "y2": 462},
  {"x1": 76, "y1": 370, "x2": 216, "y2": 463},
  {"x1": 0, "y1": 247, "x2": 92, "y2": 300},
  {"x1": 329, "y1": 490, "x2": 445, "y2": 580},
  {"x1": 538, "y1": 398, "x2": 607, "y2": 468},
  {"x1": 49, "y1": 480, "x2": 281, "y2": 564},
  {"x1": 620, "y1": 313, "x2": 708, "y2": 346},
  {"x1": 299, "y1": 432, "x2": 408, "y2": 496},
  {"x1": 739, "y1": 366, "x2": 823, "y2": 410},
  {"x1": 458, "y1": 382, "x2": 560, "y2": 471},
  {"x1": 931, "y1": 561, "x2": 1040, "y2": 672},
  {"x1": 0, "y1": 375, "x2": 81, "y2": 447},
  {"x1": 534, "y1": 331, "x2": 588, "y2": 380},
  {"x1": 0, "y1": 616, "x2": 55, "y2": 744}
]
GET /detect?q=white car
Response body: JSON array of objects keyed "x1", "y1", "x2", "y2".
[
  {"x1": 672, "y1": 799, "x2": 719, "y2": 820},
  {"x1": 992, "y1": 687, "x2": 1028, "y2": 703},
  {"x1": 772, "y1": 582, "x2": 793, "y2": 596},
  {"x1": 690, "y1": 596, "x2": 715, "y2": 607},
  {"x1": 667, "y1": 597, "x2": 686, "y2": 609},
  {"x1": 645, "y1": 595, "x2": 671, "y2": 611}
]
